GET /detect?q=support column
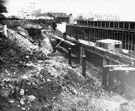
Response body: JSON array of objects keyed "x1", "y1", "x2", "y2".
[
  {"x1": 102, "y1": 67, "x2": 108, "y2": 89},
  {"x1": 82, "y1": 54, "x2": 86, "y2": 77},
  {"x1": 4, "y1": 25, "x2": 7, "y2": 37},
  {"x1": 108, "y1": 70, "x2": 114, "y2": 90},
  {"x1": 80, "y1": 47, "x2": 83, "y2": 64},
  {"x1": 63, "y1": 32, "x2": 67, "y2": 39},
  {"x1": 108, "y1": 60, "x2": 114, "y2": 89},
  {"x1": 53, "y1": 45, "x2": 56, "y2": 53},
  {"x1": 68, "y1": 46, "x2": 72, "y2": 66},
  {"x1": 120, "y1": 71, "x2": 126, "y2": 95},
  {"x1": 52, "y1": 39, "x2": 58, "y2": 53},
  {"x1": 102, "y1": 57, "x2": 108, "y2": 89}
]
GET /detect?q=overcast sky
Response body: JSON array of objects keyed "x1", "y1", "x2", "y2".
[{"x1": 5, "y1": 0, "x2": 135, "y2": 21}]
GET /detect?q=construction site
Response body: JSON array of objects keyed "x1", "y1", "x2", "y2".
[{"x1": 1, "y1": 0, "x2": 135, "y2": 111}]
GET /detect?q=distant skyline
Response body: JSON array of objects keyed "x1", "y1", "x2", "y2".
[{"x1": 5, "y1": 0, "x2": 135, "y2": 21}]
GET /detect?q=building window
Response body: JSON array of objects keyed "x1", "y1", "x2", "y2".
[
  {"x1": 106, "y1": 22, "x2": 109, "y2": 28},
  {"x1": 110, "y1": 22, "x2": 113, "y2": 28},
  {"x1": 115, "y1": 44, "x2": 120, "y2": 48},
  {"x1": 88, "y1": 21, "x2": 91, "y2": 26},
  {"x1": 119, "y1": 22, "x2": 123, "y2": 29},
  {"x1": 98, "y1": 22, "x2": 101, "y2": 27},
  {"x1": 114, "y1": 22, "x2": 118, "y2": 28},
  {"x1": 95, "y1": 21, "x2": 98, "y2": 27},
  {"x1": 102, "y1": 22, "x2": 105, "y2": 27},
  {"x1": 125, "y1": 22, "x2": 129, "y2": 29},
  {"x1": 130, "y1": 22, "x2": 135, "y2": 29},
  {"x1": 91, "y1": 21, "x2": 94, "y2": 26}
]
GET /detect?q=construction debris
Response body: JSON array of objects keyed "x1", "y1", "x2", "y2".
[{"x1": 0, "y1": 21, "x2": 135, "y2": 111}]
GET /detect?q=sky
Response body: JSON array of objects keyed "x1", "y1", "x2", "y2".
[{"x1": 5, "y1": 0, "x2": 135, "y2": 21}]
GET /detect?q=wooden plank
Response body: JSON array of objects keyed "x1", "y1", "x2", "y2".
[
  {"x1": 47, "y1": 33, "x2": 75, "y2": 46},
  {"x1": 58, "y1": 45, "x2": 77, "y2": 57},
  {"x1": 104, "y1": 64, "x2": 129, "y2": 68},
  {"x1": 17, "y1": 32, "x2": 34, "y2": 43},
  {"x1": 113, "y1": 67, "x2": 135, "y2": 71},
  {"x1": 66, "y1": 36, "x2": 135, "y2": 64}
]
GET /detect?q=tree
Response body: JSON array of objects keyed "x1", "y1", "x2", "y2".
[
  {"x1": 0, "y1": 0, "x2": 7, "y2": 13},
  {"x1": 0, "y1": 0, "x2": 7, "y2": 24}
]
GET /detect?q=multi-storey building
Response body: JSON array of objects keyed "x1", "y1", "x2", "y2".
[{"x1": 66, "y1": 20, "x2": 135, "y2": 50}]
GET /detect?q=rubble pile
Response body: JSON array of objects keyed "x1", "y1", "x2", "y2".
[
  {"x1": 7, "y1": 29, "x2": 38, "y2": 53},
  {"x1": 1, "y1": 53, "x2": 134, "y2": 111},
  {"x1": 0, "y1": 22, "x2": 135, "y2": 111},
  {"x1": 0, "y1": 66, "x2": 62, "y2": 111},
  {"x1": 5, "y1": 26, "x2": 53, "y2": 61}
]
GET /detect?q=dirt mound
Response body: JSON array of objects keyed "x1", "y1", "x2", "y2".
[{"x1": 0, "y1": 22, "x2": 135, "y2": 111}]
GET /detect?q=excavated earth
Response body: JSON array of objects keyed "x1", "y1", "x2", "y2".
[{"x1": 0, "y1": 21, "x2": 135, "y2": 111}]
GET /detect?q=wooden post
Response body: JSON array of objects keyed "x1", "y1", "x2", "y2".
[
  {"x1": 80, "y1": 47, "x2": 83, "y2": 64},
  {"x1": 102, "y1": 67, "x2": 108, "y2": 89},
  {"x1": 63, "y1": 32, "x2": 67, "y2": 39},
  {"x1": 82, "y1": 54, "x2": 86, "y2": 77},
  {"x1": 4, "y1": 25, "x2": 7, "y2": 37},
  {"x1": 108, "y1": 70, "x2": 114, "y2": 90},
  {"x1": 120, "y1": 71, "x2": 126, "y2": 95},
  {"x1": 82, "y1": 49, "x2": 86, "y2": 77},
  {"x1": 103, "y1": 56, "x2": 107, "y2": 67},
  {"x1": 102, "y1": 57, "x2": 108, "y2": 89},
  {"x1": 108, "y1": 60, "x2": 113, "y2": 89},
  {"x1": 52, "y1": 44, "x2": 56, "y2": 53},
  {"x1": 68, "y1": 47, "x2": 72, "y2": 65}
]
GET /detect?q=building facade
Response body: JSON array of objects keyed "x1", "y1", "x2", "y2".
[{"x1": 66, "y1": 20, "x2": 135, "y2": 50}]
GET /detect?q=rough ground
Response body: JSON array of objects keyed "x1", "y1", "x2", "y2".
[{"x1": 0, "y1": 22, "x2": 135, "y2": 111}]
